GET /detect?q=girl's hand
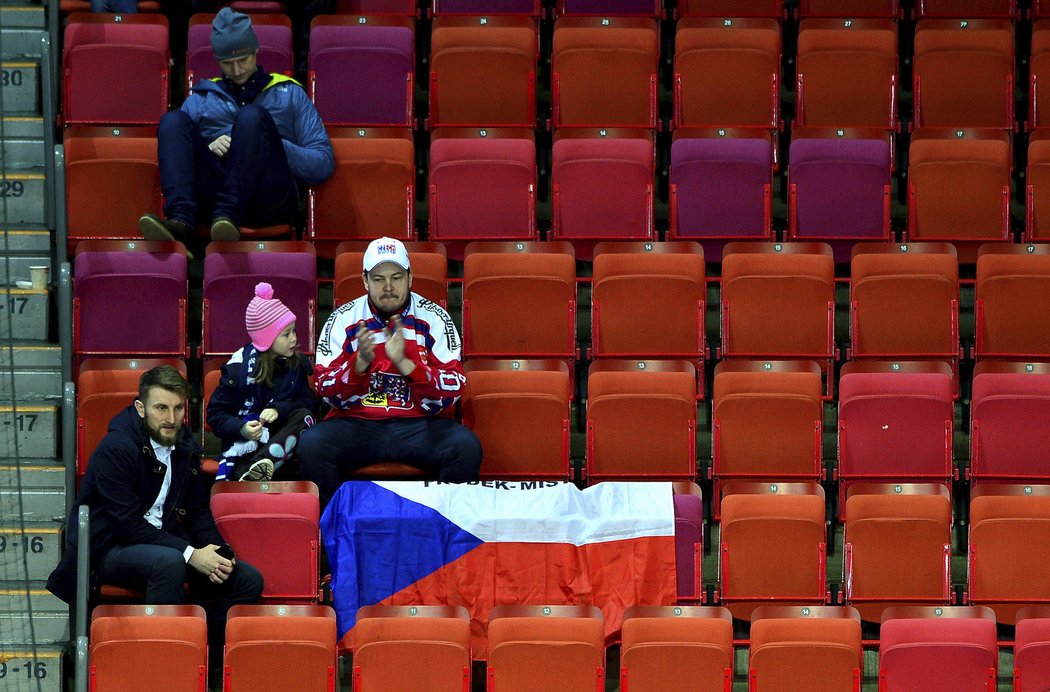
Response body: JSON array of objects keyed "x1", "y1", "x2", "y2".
[
  {"x1": 241, "y1": 419, "x2": 263, "y2": 441},
  {"x1": 259, "y1": 408, "x2": 279, "y2": 425}
]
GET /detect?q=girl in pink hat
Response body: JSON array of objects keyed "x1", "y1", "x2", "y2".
[{"x1": 208, "y1": 282, "x2": 316, "y2": 481}]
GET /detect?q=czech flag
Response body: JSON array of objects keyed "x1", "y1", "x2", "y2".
[{"x1": 321, "y1": 480, "x2": 678, "y2": 657}]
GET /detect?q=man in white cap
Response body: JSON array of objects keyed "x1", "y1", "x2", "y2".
[
  {"x1": 139, "y1": 7, "x2": 333, "y2": 247},
  {"x1": 300, "y1": 237, "x2": 482, "y2": 507}
]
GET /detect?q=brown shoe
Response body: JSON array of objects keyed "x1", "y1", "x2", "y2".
[
  {"x1": 139, "y1": 213, "x2": 191, "y2": 243},
  {"x1": 210, "y1": 217, "x2": 240, "y2": 241}
]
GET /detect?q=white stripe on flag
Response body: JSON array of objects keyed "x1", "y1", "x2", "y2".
[{"x1": 373, "y1": 481, "x2": 676, "y2": 545}]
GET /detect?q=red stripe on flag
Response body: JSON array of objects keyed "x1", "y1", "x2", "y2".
[{"x1": 341, "y1": 536, "x2": 677, "y2": 658}]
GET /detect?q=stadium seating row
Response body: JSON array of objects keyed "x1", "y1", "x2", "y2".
[
  {"x1": 64, "y1": 124, "x2": 1050, "y2": 259},
  {"x1": 71, "y1": 240, "x2": 1050, "y2": 376},
  {"x1": 59, "y1": 10, "x2": 1049, "y2": 132},
  {"x1": 87, "y1": 601, "x2": 1050, "y2": 691},
  {"x1": 87, "y1": 469, "x2": 1050, "y2": 632},
  {"x1": 73, "y1": 352, "x2": 1050, "y2": 505}
]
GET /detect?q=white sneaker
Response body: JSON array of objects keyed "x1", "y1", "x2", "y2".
[{"x1": 239, "y1": 459, "x2": 274, "y2": 482}]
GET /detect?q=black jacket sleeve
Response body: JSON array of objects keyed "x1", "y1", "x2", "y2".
[{"x1": 207, "y1": 360, "x2": 249, "y2": 443}]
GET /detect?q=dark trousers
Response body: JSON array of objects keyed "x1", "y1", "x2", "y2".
[
  {"x1": 157, "y1": 106, "x2": 299, "y2": 229},
  {"x1": 228, "y1": 408, "x2": 315, "y2": 480},
  {"x1": 100, "y1": 543, "x2": 264, "y2": 673},
  {"x1": 298, "y1": 416, "x2": 483, "y2": 508}
]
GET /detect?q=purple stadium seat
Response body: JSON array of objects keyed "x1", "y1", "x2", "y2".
[
  {"x1": 186, "y1": 13, "x2": 292, "y2": 93},
  {"x1": 73, "y1": 240, "x2": 188, "y2": 360},
  {"x1": 551, "y1": 129, "x2": 655, "y2": 259},
  {"x1": 669, "y1": 128, "x2": 774, "y2": 261},
  {"x1": 62, "y1": 13, "x2": 169, "y2": 125},
  {"x1": 673, "y1": 482, "x2": 704, "y2": 604},
  {"x1": 308, "y1": 15, "x2": 414, "y2": 127},
  {"x1": 432, "y1": 0, "x2": 542, "y2": 16},
  {"x1": 970, "y1": 361, "x2": 1050, "y2": 485},
  {"x1": 788, "y1": 128, "x2": 892, "y2": 261},
  {"x1": 429, "y1": 128, "x2": 537, "y2": 247},
  {"x1": 837, "y1": 361, "x2": 954, "y2": 517},
  {"x1": 202, "y1": 241, "x2": 317, "y2": 358},
  {"x1": 879, "y1": 607, "x2": 998, "y2": 690}
]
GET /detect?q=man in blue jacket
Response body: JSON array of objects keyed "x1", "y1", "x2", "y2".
[
  {"x1": 48, "y1": 365, "x2": 263, "y2": 680},
  {"x1": 139, "y1": 7, "x2": 334, "y2": 244}
]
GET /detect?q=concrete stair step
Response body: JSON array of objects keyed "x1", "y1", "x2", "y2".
[
  {"x1": 0, "y1": 6, "x2": 46, "y2": 28},
  {"x1": 0, "y1": 60, "x2": 40, "y2": 115},
  {"x1": 0, "y1": 255, "x2": 51, "y2": 290},
  {"x1": 0, "y1": 643, "x2": 64, "y2": 691},
  {"x1": 0, "y1": 27, "x2": 46, "y2": 60},
  {"x1": 1, "y1": 116, "x2": 46, "y2": 168},
  {"x1": 0, "y1": 404, "x2": 57, "y2": 459},
  {"x1": 0, "y1": 343, "x2": 63, "y2": 402},
  {"x1": 0, "y1": 488, "x2": 65, "y2": 524},
  {"x1": 0, "y1": 289, "x2": 48, "y2": 341},
  {"x1": 0, "y1": 525, "x2": 62, "y2": 582},
  {"x1": 0, "y1": 463, "x2": 64, "y2": 491},
  {"x1": 0, "y1": 228, "x2": 47, "y2": 254},
  {"x1": 0, "y1": 170, "x2": 45, "y2": 226}
]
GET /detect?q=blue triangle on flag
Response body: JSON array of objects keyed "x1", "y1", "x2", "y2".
[{"x1": 321, "y1": 481, "x2": 484, "y2": 638}]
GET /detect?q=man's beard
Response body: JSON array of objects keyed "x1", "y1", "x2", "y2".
[{"x1": 145, "y1": 420, "x2": 180, "y2": 447}]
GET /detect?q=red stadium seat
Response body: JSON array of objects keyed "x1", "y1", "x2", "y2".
[
  {"x1": 89, "y1": 605, "x2": 207, "y2": 690},
  {"x1": 619, "y1": 605, "x2": 733, "y2": 692},
  {"x1": 307, "y1": 127, "x2": 414, "y2": 259},
  {"x1": 719, "y1": 482, "x2": 828, "y2": 620},
  {"x1": 62, "y1": 13, "x2": 169, "y2": 125},
  {"x1": 461, "y1": 359, "x2": 572, "y2": 481},
  {"x1": 879, "y1": 606, "x2": 998, "y2": 689},
  {"x1": 749, "y1": 606, "x2": 862, "y2": 692},
  {"x1": 842, "y1": 483, "x2": 952, "y2": 622},
  {"x1": 211, "y1": 481, "x2": 321, "y2": 603},
  {"x1": 352, "y1": 605, "x2": 472, "y2": 692}
]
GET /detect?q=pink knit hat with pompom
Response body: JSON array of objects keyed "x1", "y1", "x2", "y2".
[{"x1": 245, "y1": 282, "x2": 296, "y2": 351}]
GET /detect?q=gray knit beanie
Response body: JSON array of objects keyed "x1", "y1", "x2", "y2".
[{"x1": 210, "y1": 8, "x2": 258, "y2": 61}]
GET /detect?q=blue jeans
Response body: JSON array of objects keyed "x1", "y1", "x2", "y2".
[
  {"x1": 92, "y1": 0, "x2": 138, "y2": 10},
  {"x1": 100, "y1": 543, "x2": 264, "y2": 672},
  {"x1": 298, "y1": 417, "x2": 483, "y2": 508},
  {"x1": 157, "y1": 106, "x2": 300, "y2": 228}
]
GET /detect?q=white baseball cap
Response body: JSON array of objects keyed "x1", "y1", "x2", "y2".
[{"x1": 363, "y1": 237, "x2": 411, "y2": 272}]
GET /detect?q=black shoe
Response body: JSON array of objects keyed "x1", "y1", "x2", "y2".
[
  {"x1": 139, "y1": 213, "x2": 191, "y2": 243},
  {"x1": 210, "y1": 217, "x2": 240, "y2": 242}
]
